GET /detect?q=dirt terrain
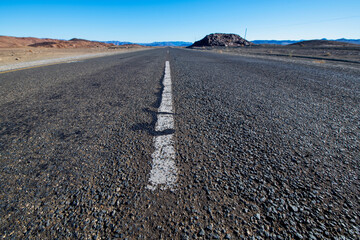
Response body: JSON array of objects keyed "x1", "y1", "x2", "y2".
[
  {"x1": 0, "y1": 36, "x2": 145, "y2": 66},
  {"x1": 0, "y1": 47, "x2": 144, "y2": 66},
  {"x1": 290, "y1": 39, "x2": 359, "y2": 47},
  {"x1": 191, "y1": 40, "x2": 360, "y2": 65}
]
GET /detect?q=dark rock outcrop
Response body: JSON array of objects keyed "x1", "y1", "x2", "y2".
[{"x1": 190, "y1": 33, "x2": 252, "y2": 47}]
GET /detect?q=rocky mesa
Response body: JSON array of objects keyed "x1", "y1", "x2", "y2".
[{"x1": 190, "y1": 33, "x2": 252, "y2": 47}]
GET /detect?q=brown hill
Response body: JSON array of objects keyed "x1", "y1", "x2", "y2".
[
  {"x1": 0, "y1": 36, "x2": 55, "y2": 48},
  {"x1": 28, "y1": 40, "x2": 113, "y2": 48},
  {"x1": 190, "y1": 33, "x2": 252, "y2": 47},
  {"x1": 0, "y1": 36, "x2": 115, "y2": 48}
]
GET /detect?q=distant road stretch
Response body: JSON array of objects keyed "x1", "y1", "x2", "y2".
[{"x1": 1, "y1": 48, "x2": 359, "y2": 239}]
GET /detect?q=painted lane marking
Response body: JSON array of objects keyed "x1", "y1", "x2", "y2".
[{"x1": 147, "y1": 61, "x2": 177, "y2": 191}]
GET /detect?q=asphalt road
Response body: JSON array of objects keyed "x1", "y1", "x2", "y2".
[{"x1": 0, "y1": 48, "x2": 359, "y2": 239}]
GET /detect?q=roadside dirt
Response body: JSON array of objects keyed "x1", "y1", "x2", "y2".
[
  {"x1": 191, "y1": 45, "x2": 360, "y2": 65},
  {"x1": 0, "y1": 47, "x2": 145, "y2": 66}
]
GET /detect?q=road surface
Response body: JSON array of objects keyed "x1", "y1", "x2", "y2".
[{"x1": 1, "y1": 48, "x2": 359, "y2": 239}]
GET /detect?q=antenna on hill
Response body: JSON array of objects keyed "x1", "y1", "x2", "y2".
[{"x1": 244, "y1": 28, "x2": 247, "y2": 39}]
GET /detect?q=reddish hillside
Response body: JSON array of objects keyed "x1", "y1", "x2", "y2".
[
  {"x1": 0, "y1": 36, "x2": 115, "y2": 48},
  {"x1": 0, "y1": 36, "x2": 55, "y2": 48}
]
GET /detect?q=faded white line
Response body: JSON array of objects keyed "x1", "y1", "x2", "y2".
[{"x1": 147, "y1": 61, "x2": 177, "y2": 191}]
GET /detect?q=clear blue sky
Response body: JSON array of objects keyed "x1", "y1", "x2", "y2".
[{"x1": 1, "y1": 0, "x2": 359, "y2": 42}]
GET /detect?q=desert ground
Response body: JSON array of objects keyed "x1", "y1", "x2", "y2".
[
  {"x1": 0, "y1": 36, "x2": 146, "y2": 67},
  {"x1": 192, "y1": 43, "x2": 360, "y2": 66},
  {"x1": 0, "y1": 47, "x2": 144, "y2": 66},
  {"x1": 2, "y1": 36, "x2": 359, "y2": 68}
]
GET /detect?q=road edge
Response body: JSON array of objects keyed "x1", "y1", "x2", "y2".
[{"x1": 0, "y1": 48, "x2": 151, "y2": 73}]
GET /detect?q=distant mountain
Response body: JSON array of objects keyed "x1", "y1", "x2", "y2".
[
  {"x1": 252, "y1": 40, "x2": 299, "y2": 45},
  {"x1": 252, "y1": 38, "x2": 360, "y2": 45},
  {"x1": 334, "y1": 38, "x2": 360, "y2": 45},
  {"x1": 104, "y1": 41, "x2": 192, "y2": 47},
  {"x1": 141, "y1": 41, "x2": 192, "y2": 47},
  {"x1": 105, "y1": 41, "x2": 134, "y2": 45},
  {"x1": 104, "y1": 38, "x2": 359, "y2": 47}
]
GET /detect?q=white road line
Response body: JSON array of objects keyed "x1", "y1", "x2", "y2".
[{"x1": 147, "y1": 61, "x2": 177, "y2": 191}]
